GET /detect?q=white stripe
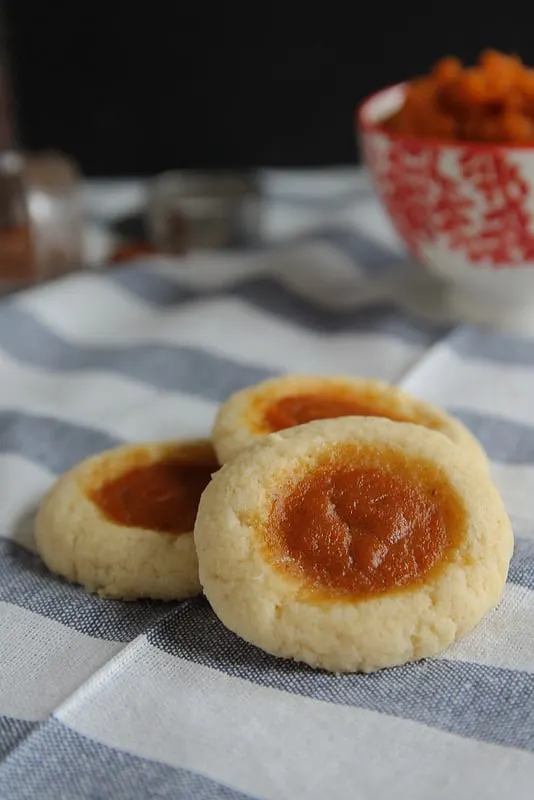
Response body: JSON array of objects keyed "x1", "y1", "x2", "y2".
[
  {"x1": 509, "y1": 516, "x2": 534, "y2": 540},
  {"x1": 97, "y1": 391, "x2": 215, "y2": 442},
  {"x1": 56, "y1": 645, "x2": 534, "y2": 800},
  {"x1": 158, "y1": 240, "x2": 374, "y2": 291},
  {"x1": 491, "y1": 464, "x2": 534, "y2": 524},
  {"x1": 0, "y1": 603, "x2": 121, "y2": 722},
  {"x1": 15, "y1": 282, "x2": 422, "y2": 381},
  {"x1": 0, "y1": 353, "x2": 216, "y2": 441},
  {"x1": 19, "y1": 241, "x2": 367, "y2": 305},
  {"x1": 351, "y1": 202, "x2": 405, "y2": 254},
  {"x1": 264, "y1": 166, "x2": 369, "y2": 197},
  {"x1": 149, "y1": 242, "x2": 345, "y2": 288},
  {"x1": 0, "y1": 351, "x2": 165, "y2": 431},
  {"x1": 152, "y1": 249, "x2": 423, "y2": 312},
  {"x1": 444, "y1": 583, "x2": 534, "y2": 673},
  {"x1": 400, "y1": 348, "x2": 534, "y2": 427},
  {"x1": 158, "y1": 299, "x2": 420, "y2": 378},
  {"x1": 0, "y1": 455, "x2": 52, "y2": 549},
  {"x1": 148, "y1": 238, "x2": 426, "y2": 311},
  {"x1": 256, "y1": 243, "x2": 389, "y2": 306}
]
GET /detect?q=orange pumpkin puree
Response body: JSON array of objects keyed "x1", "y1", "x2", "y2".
[
  {"x1": 90, "y1": 454, "x2": 217, "y2": 534},
  {"x1": 382, "y1": 49, "x2": 534, "y2": 143},
  {"x1": 262, "y1": 391, "x2": 420, "y2": 432},
  {"x1": 266, "y1": 447, "x2": 465, "y2": 598}
]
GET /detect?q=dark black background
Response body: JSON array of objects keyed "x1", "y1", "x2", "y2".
[{"x1": 3, "y1": 1, "x2": 534, "y2": 175}]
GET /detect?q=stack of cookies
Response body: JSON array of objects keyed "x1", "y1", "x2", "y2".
[{"x1": 36, "y1": 375, "x2": 513, "y2": 673}]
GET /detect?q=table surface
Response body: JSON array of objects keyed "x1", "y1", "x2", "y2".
[
  {"x1": 82, "y1": 167, "x2": 384, "y2": 261},
  {"x1": 1, "y1": 168, "x2": 533, "y2": 800}
]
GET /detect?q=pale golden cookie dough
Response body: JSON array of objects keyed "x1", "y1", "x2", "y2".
[
  {"x1": 35, "y1": 439, "x2": 218, "y2": 600},
  {"x1": 211, "y1": 374, "x2": 487, "y2": 467},
  {"x1": 195, "y1": 417, "x2": 512, "y2": 673}
]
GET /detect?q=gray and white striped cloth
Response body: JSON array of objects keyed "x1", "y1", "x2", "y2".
[{"x1": 1, "y1": 177, "x2": 534, "y2": 799}]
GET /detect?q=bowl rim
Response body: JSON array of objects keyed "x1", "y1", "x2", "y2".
[{"x1": 356, "y1": 81, "x2": 534, "y2": 152}]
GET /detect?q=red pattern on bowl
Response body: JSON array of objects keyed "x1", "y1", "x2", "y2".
[{"x1": 358, "y1": 84, "x2": 534, "y2": 271}]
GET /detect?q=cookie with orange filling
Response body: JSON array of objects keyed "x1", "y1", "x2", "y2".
[
  {"x1": 211, "y1": 374, "x2": 487, "y2": 467},
  {"x1": 195, "y1": 417, "x2": 512, "y2": 673},
  {"x1": 35, "y1": 439, "x2": 219, "y2": 600}
]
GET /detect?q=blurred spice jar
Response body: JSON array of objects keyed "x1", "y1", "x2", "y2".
[
  {"x1": 146, "y1": 171, "x2": 263, "y2": 254},
  {"x1": 0, "y1": 150, "x2": 83, "y2": 291}
]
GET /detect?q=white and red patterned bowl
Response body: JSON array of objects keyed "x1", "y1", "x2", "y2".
[{"x1": 358, "y1": 83, "x2": 534, "y2": 324}]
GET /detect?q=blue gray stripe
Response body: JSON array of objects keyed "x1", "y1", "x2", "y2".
[
  {"x1": 450, "y1": 327, "x2": 534, "y2": 368},
  {"x1": 1, "y1": 522, "x2": 531, "y2": 652},
  {"x1": 0, "y1": 410, "x2": 122, "y2": 474},
  {"x1": 0, "y1": 716, "x2": 35, "y2": 762},
  {"x1": 2, "y1": 402, "x2": 534, "y2": 479},
  {"x1": 508, "y1": 536, "x2": 534, "y2": 588},
  {"x1": 268, "y1": 185, "x2": 372, "y2": 210},
  {"x1": 2, "y1": 530, "x2": 533, "y2": 753},
  {"x1": 0, "y1": 538, "x2": 174, "y2": 642},
  {"x1": 450, "y1": 408, "x2": 534, "y2": 465},
  {"x1": 311, "y1": 226, "x2": 408, "y2": 274},
  {"x1": 147, "y1": 597, "x2": 534, "y2": 753},
  {"x1": 0, "y1": 306, "x2": 272, "y2": 397},
  {"x1": 0, "y1": 718, "x2": 252, "y2": 800},
  {"x1": 105, "y1": 267, "x2": 445, "y2": 343}
]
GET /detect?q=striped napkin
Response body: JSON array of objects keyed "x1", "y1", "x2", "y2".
[{"x1": 0, "y1": 225, "x2": 533, "y2": 799}]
